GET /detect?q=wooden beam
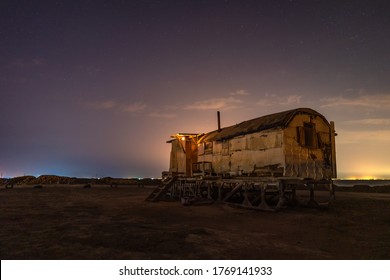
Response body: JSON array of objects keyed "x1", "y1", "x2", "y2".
[{"x1": 330, "y1": 121, "x2": 337, "y2": 178}]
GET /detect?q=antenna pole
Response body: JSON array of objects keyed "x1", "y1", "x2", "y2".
[{"x1": 217, "y1": 111, "x2": 221, "y2": 131}]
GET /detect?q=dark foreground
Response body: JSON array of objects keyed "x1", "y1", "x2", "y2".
[{"x1": 1, "y1": 185, "x2": 390, "y2": 259}]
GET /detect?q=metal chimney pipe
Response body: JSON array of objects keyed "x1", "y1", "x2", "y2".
[{"x1": 217, "y1": 111, "x2": 221, "y2": 131}]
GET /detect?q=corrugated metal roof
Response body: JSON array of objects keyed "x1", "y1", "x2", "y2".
[{"x1": 200, "y1": 107, "x2": 328, "y2": 142}]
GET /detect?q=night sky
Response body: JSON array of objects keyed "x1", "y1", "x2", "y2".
[{"x1": 1, "y1": 0, "x2": 389, "y2": 179}]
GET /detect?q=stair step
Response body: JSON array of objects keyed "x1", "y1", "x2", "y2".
[{"x1": 145, "y1": 176, "x2": 177, "y2": 202}]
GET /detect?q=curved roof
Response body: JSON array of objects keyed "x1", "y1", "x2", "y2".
[{"x1": 200, "y1": 107, "x2": 329, "y2": 142}]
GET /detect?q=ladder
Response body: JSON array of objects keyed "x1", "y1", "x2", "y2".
[{"x1": 145, "y1": 176, "x2": 177, "y2": 202}]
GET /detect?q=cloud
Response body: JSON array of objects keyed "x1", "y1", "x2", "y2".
[
  {"x1": 78, "y1": 65, "x2": 101, "y2": 75},
  {"x1": 256, "y1": 94, "x2": 303, "y2": 107},
  {"x1": 184, "y1": 97, "x2": 242, "y2": 110},
  {"x1": 320, "y1": 94, "x2": 390, "y2": 109},
  {"x1": 9, "y1": 58, "x2": 45, "y2": 69},
  {"x1": 342, "y1": 118, "x2": 390, "y2": 126},
  {"x1": 280, "y1": 95, "x2": 302, "y2": 105},
  {"x1": 149, "y1": 112, "x2": 177, "y2": 119},
  {"x1": 89, "y1": 100, "x2": 146, "y2": 113},
  {"x1": 230, "y1": 89, "x2": 250, "y2": 96},
  {"x1": 32, "y1": 58, "x2": 44, "y2": 66},
  {"x1": 100, "y1": 100, "x2": 116, "y2": 109},
  {"x1": 120, "y1": 102, "x2": 146, "y2": 112}
]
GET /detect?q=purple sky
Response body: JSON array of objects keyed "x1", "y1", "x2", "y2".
[{"x1": 1, "y1": 0, "x2": 390, "y2": 179}]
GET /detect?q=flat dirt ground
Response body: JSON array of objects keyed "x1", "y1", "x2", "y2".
[{"x1": 1, "y1": 185, "x2": 390, "y2": 259}]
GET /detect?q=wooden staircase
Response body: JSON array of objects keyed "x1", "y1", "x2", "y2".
[{"x1": 145, "y1": 176, "x2": 177, "y2": 202}]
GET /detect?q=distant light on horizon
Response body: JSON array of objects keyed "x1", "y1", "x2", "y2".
[{"x1": 338, "y1": 170, "x2": 390, "y2": 180}]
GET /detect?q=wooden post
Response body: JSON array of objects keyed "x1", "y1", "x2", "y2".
[
  {"x1": 207, "y1": 184, "x2": 212, "y2": 199},
  {"x1": 330, "y1": 121, "x2": 337, "y2": 178},
  {"x1": 218, "y1": 183, "x2": 222, "y2": 201},
  {"x1": 276, "y1": 180, "x2": 288, "y2": 210},
  {"x1": 242, "y1": 184, "x2": 252, "y2": 207},
  {"x1": 258, "y1": 183, "x2": 273, "y2": 211},
  {"x1": 307, "y1": 183, "x2": 319, "y2": 207}
]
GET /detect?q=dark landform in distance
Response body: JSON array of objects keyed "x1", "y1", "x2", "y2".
[
  {"x1": 0, "y1": 175, "x2": 159, "y2": 186},
  {"x1": 1, "y1": 175, "x2": 390, "y2": 193}
]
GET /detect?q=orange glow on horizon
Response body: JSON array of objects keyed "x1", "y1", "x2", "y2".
[
  {"x1": 338, "y1": 163, "x2": 389, "y2": 180},
  {"x1": 345, "y1": 176, "x2": 377, "y2": 180},
  {"x1": 341, "y1": 170, "x2": 390, "y2": 180}
]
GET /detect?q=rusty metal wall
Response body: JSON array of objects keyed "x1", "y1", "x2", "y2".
[
  {"x1": 195, "y1": 114, "x2": 335, "y2": 179},
  {"x1": 283, "y1": 113, "x2": 334, "y2": 179},
  {"x1": 169, "y1": 113, "x2": 336, "y2": 179},
  {"x1": 198, "y1": 130, "x2": 285, "y2": 176}
]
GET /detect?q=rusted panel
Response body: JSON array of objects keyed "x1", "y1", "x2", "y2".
[
  {"x1": 197, "y1": 130, "x2": 285, "y2": 176},
  {"x1": 230, "y1": 135, "x2": 247, "y2": 151},
  {"x1": 228, "y1": 148, "x2": 284, "y2": 175},
  {"x1": 247, "y1": 132, "x2": 282, "y2": 150},
  {"x1": 283, "y1": 113, "x2": 333, "y2": 180},
  {"x1": 169, "y1": 139, "x2": 186, "y2": 174}
]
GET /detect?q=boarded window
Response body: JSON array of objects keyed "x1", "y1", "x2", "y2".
[{"x1": 297, "y1": 123, "x2": 317, "y2": 148}]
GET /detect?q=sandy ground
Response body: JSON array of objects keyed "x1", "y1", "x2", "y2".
[{"x1": 1, "y1": 185, "x2": 389, "y2": 260}]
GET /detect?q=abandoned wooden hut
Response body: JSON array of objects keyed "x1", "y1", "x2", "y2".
[
  {"x1": 167, "y1": 107, "x2": 337, "y2": 180},
  {"x1": 147, "y1": 107, "x2": 336, "y2": 210}
]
